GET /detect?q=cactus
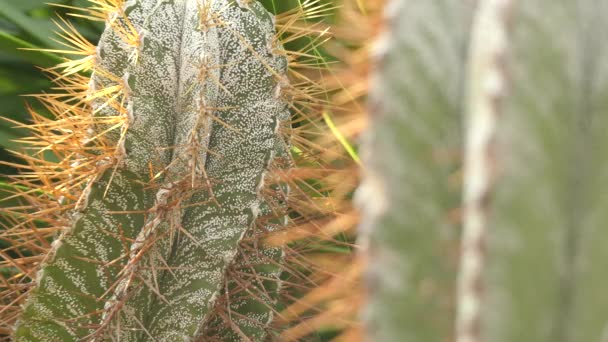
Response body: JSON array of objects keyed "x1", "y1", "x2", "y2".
[
  {"x1": 13, "y1": 0, "x2": 291, "y2": 340},
  {"x1": 358, "y1": 1, "x2": 474, "y2": 340},
  {"x1": 483, "y1": 1, "x2": 608, "y2": 340},
  {"x1": 360, "y1": 0, "x2": 608, "y2": 341},
  {"x1": 201, "y1": 131, "x2": 290, "y2": 340}
]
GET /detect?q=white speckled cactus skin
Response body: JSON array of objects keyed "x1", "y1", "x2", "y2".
[
  {"x1": 202, "y1": 133, "x2": 290, "y2": 341},
  {"x1": 14, "y1": 0, "x2": 289, "y2": 340}
]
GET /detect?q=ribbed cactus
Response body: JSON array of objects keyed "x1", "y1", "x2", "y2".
[
  {"x1": 201, "y1": 133, "x2": 290, "y2": 340},
  {"x1": 360, "y1": 0, "x2": 608, "y2": 341},
  {"x1": 358, "y1": 1, "x2": 474, "y2": 340},
  {"x1": 14, "y1": 0, "x2": 290, "y2": 340}
]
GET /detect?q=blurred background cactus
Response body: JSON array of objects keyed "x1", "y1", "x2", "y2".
[
  {"x1": 360, "y1": 0, "x2": 608, "y2": 341},
  {"x1": 358, "y1": 1, "x2": 473, "y2": 340}
]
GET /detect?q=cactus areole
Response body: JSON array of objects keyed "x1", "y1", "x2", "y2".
[{"x1": 14, "y1": 0, "x2": 290, "y2": 340}]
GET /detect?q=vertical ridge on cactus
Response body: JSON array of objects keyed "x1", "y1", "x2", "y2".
[
  {"x1": 15, "y1": 170, "x2": 149, "y2": 340},
  {"x1": 457, "y1": 1, "x2": 513, "y2": 341},
  {"x1": 200, "y1": 129, "x2": 291, "y2": 340}
]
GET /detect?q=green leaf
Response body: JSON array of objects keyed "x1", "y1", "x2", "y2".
[
  {"x1": 0, "y1": 1, "x2": 57, "y2": 47},
  {"x1": 0, "y1": 31, "x2": 62, "y2": 67},
  {"x1": 0, "y1": 122, "x2": 25, "y2": 151},
  {"x1": 6, "y1": 0, "x2": 50, "y2": 12}
]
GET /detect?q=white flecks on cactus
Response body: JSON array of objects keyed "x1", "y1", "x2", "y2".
[{"x1": 14, "y1": 0, "x2": 290, "y2": 341}]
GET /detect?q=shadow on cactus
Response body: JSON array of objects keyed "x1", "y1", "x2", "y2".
[{"x1": 0, "y1": 0, "x2": 360, "y2": 340}]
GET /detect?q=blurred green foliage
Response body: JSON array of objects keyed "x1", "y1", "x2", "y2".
[{"x1": 0, "y1": 0, "x2": 105, "y2": 175}]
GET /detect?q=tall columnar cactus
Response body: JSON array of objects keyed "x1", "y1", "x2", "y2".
[
  {"x1": 14, "y1": 0, "x2": 290, "y2": 340},
  {"x1": 358, "y1": 1, "x2": 474, "y2": 340},
  {"x1": 360, "y1": 0, "x2": 608, "y2": 341}
]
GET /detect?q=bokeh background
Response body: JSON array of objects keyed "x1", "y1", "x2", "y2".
[{"x1": 0, "y1": 0, "x2": 339, "y2": 223}]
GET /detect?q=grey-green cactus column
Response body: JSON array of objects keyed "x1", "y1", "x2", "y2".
[
  {"x1": 360, "y1": 0, "x2": 608, "y2": 341},
  {"x1": 14, "y1": 0, "x2": 289, "y2": 340},
  {"x1": 358, "y1": 1, "x2": 475, "y2": 341},
  {"x1": 484, "y1": 1, "x2": 608, "y2": 341}
]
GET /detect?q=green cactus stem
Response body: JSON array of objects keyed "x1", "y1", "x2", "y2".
[
  {"x1": 201, "y1": 130, "x2": 291, "y2": 341},
  {"x1": 14, "y1": 0, "x2": 290, "y2": 340}
]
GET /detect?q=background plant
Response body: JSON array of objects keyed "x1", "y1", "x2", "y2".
[{"x1": 360, "y1": 0, "x2": 608, "y2": 341}]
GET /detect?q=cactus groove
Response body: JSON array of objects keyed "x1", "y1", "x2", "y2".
[{"x1": 14, "y1": 0, "x2": 290, "y2": 340}]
